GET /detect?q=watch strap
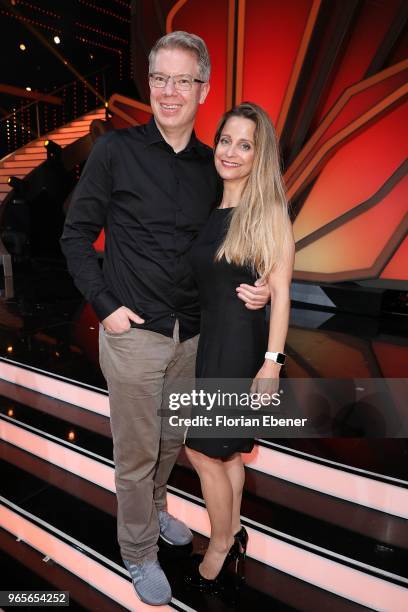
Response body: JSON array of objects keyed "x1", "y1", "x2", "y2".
[{"x1": 265, "y1": 351, "x2": 286, "y2": 365}]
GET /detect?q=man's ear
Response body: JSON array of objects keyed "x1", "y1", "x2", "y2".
[{"x1": 199, "y1": 82, "x2": 210, "y2": 104}]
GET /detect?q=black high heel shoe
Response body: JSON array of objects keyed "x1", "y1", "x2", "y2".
[
  {"x1": 185, "y1": 541, "x2": 240, "y2": 593},
  {"x1": 234, "y1": 526, "x2": 248, "y2": 580}
]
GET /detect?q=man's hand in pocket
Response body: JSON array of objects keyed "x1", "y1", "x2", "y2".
[{"x1": 102, "y1": 306, "x2": 144, "y2": 334}]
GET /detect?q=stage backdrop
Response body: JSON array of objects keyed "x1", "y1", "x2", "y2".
[{"x1": 123, "y1": 0, "x2": 408, "y2": 289}]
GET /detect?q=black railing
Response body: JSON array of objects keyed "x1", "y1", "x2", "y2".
[{"x1": 0, "y1": 66, "x2": 110, "y2": 159}]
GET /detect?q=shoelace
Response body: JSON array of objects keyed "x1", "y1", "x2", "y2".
[{"x1": 128, "y1": 559, "x2": 157, "y2": 580}]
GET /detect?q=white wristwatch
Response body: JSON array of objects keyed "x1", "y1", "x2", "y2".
[{"x1": 265, "y1": 351, "x2": 286, "y2": 365}]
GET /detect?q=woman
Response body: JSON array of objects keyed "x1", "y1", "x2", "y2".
[{"x1": 184, "y1": 102, "x2": 294, "y2": 590}]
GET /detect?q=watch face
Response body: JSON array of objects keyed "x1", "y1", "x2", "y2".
[{"x1": 276, "y1": 353, "x2": 286, "y2": 365}]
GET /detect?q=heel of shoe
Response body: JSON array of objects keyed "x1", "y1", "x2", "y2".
[
  {"x1": 234, "y1": 527, "x2": 248, "y2": 581},
  {"x1": 241, "y1": 528, "x2": 248, "y2": 554},
  {"x1": 234, "y1": 527, "x2": 248, "y2": 553},
  {"x1": 236, "y1": 550, "x2": 246, "y2": 582},
  {"x1": 223, "y1": 540, "x2": 239, "y2": 568}
]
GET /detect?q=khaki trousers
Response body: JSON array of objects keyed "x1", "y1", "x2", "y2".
[{"x1": 99, "y1": 321, "x2": 198, "y2": 563}]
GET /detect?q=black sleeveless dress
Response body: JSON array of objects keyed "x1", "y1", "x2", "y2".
[{"x1": 185, "y1": 208, "x2": 267, "y2": 457}]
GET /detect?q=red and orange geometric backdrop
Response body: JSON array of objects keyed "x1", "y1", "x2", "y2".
[{"x1": 108, "y1": 0, "x2": 408, "y2": 288}]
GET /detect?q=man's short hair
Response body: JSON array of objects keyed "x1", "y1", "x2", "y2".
[{"x1": 148, "y1": 31, "x2": 211, "y2": 82}]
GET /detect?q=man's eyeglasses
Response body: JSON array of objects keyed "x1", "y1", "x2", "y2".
[{"x1": 149, "y1": 73, "x2": 205, "y2": 91}]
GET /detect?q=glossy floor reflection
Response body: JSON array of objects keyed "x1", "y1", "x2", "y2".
[{"x1": 0, "y1": 259, "x2": 407, "y2": 387}]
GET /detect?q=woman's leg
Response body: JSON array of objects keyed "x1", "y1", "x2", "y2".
[
  {"x1": 185, "y1": 446, "x2": 235, "y2": 579},
  {"x1": 223, "y1": 453, "x2": 245, "y2": 535}
]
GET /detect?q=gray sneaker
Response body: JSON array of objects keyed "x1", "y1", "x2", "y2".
[
  {"x1": 124, "y1": 558, "x2": 172, "y2": 605},
  {"x1": 158, "y1": 510, "x2": 193, "y2": 546}
]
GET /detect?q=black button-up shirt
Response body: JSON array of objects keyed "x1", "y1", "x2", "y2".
[{"x1": 61, "y1": 118, "x2": 220, "y2": 341}]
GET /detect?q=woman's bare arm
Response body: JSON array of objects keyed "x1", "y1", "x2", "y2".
[{"x1": 252, "y1": 232, "x2": 295, "y2": 388}]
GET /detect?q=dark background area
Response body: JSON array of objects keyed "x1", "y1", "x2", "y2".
[{"x1": 0, "y1": 0, "x2": 136, "y2": 116}]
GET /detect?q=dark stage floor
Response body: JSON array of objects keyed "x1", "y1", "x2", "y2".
[{"x1": 0, "y1": 259, "x2": 407, "y2": 611}]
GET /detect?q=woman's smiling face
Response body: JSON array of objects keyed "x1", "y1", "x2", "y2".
[{"x1": 214, "y1": 116, "x2": 256, "y2": 185}]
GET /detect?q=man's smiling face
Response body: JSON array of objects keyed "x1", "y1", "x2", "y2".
[{"x1": 149, "y1": 47, "x2": 209, "y2": 135}]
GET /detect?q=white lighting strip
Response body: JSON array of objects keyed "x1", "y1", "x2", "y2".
[
  {"x1": 258, "y1": 440, "x2": 408, "y2": 486},
  {"x1": 243, "y1": 444, "x2": 408, "y2": 519},
  {"x1": 0, "y1": 358, "x2": 109, "y2": 416}
]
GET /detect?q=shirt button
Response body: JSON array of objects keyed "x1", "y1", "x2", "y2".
[{"x1": 170, "y1": 313, "x2": 175, "y2": 318}]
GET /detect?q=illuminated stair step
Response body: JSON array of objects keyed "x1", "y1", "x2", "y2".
[
  {"x1": 1, "y1": 379, "x2": 407, "y2": 555},
  {"x1": 4, "y1": 160, "x2": 49, "y2": 168},
  {"x1": 0, "y1": 168, "x2": 33, "y2": 176},
  {"x1": 68, "y1": 121, "x2": 96, "y2": 127},
  {"x1": 0, "y1": 450, "x2": 398, "y2": 612},
  {"x1": 12, "y1": 154, "x2": 47, "y2": 161},
  {"x1": 1, "y1": 356, "x2": 406, "y2": 519},
  {"x1": 23, "y1": 147, "x2": 48, "y2": 153},
  {"x1": 0, "y1": 495, "x2": 180, "y2": 611},
  {"x1": 54, "y1": 127, "x2": 90, "y2": 133},
  {"x1": 0, "y1": 415, "x2": 407, "y2": 611},
  {"x1": 0, "y1": 530, "x2": 128, "y2": 612}
]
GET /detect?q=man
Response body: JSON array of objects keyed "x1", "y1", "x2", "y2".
[{"x1": 61, "y1": 31, "x2": 268, "y2": 605}]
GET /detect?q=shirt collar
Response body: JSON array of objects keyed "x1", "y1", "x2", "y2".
[
  {"x1": 144, "y1": 116, "x2": 165, "y2": 146},
  {"x1": 144, "y1": 116, "x2": 209, "y2": 157}
]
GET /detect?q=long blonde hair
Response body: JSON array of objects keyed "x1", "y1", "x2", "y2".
[{"x1": 215, "y1": 102, "x2": 291, "y2": 280}]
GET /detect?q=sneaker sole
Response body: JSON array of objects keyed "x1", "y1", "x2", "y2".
[
  {"x1": 159, "y1": 532, "x2": 193, "y2": 546},
  {"x1": 134, "y1": 589, "x2": 172, "y2": 606}
]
